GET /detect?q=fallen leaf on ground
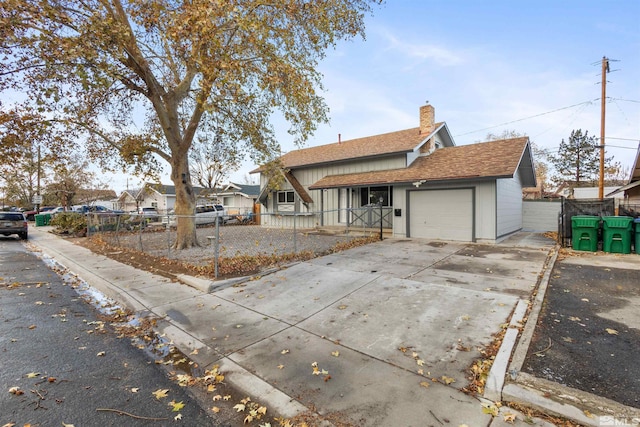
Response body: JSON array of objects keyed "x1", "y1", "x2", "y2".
[
  {"x1": 281, "y1": 349, "x2": 290, "y2": 355},
  {"x1": 174, "y1": 414, "x2": 182, "y2": 420},
  {"x1": 277, "y1": 364, "x2": 284, "y2": 369},
  {"x1": 152, "y1": 389, "x2": 169, "y2": 399},
  {"x1": 481, "y1": 403, "x2": 499, "y2": 416},
  {"x1": 331, "y1": 351, "x2": 340, "y2": 357},
  {"x1": 170, "y1": 400, "x2": 185, "y2": 412},
  {"x1": 130, "y1": 388, "x2": 139, "y2": 393},
  {"x1": 234, "y1": 403, "x2": 246, "y2": 412},
  {"x1": 419, "y1": 381, "x2": 430, "y2": 389},
  {"x1": 441, "y1": 376, "x2": 455, "y2": 385},
  {"x1": 606, "y1": 328, "x2": 619, "y2": 335},
  {"x1": 25, "y1": 372, "x2": 40, "y2": 378},
  {"x1": 502, "y1": 412, "x2": 516, "y2": 423},
  {"x1": 211, "y1": 406, "x2": 220, "y2": 413}
]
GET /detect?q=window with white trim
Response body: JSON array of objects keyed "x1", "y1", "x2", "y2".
[{"x1": 277, "y1": 191, "x2": 295, "y2": 204}]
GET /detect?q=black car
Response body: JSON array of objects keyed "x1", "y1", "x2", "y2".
[{"x1": 0, "y1": 211, "x2": 28, "y2": 240}]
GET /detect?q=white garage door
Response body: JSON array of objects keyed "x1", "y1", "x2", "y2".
[{"x1": 409, "y1": 189, "x2": 474, "y2": 241}]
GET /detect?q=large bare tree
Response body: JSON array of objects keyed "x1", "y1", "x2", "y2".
[{"x1": 0, "y1": 0, "x2": 380, "y2": 248}]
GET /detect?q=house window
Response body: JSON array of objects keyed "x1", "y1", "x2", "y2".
[
  {"x1": 360, "y1": 186, "x2": 393, "y2": 207},
  {"x1": 151, "y1": 202, "x2": 158, "y2": 208},
  {"x1": 278, "y1": 191, "x2": 295, "y2": 204},
  {"x1": 223, "y1": 196, "x2": 233, "y2": 206}
]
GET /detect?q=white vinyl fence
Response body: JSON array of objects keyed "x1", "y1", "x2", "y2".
[{"x1": 522, "y1": 200, "x2": 561, "y2": 232}]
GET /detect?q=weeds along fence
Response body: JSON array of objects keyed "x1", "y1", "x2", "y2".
[{"x1": 84, "y1": 208, "x2": 387, "y2": 278}]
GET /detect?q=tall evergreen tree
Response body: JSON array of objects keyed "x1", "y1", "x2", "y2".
[{"x1": 550, "y1": 129, "x2": 610, "y2": 185}]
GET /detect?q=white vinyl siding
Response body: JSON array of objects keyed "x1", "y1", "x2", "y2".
[
  {"x1": 394, "y1": 181, "x2": 496, "y2": 241},
  {"x1": 496, "y1": 173, "x2": 523, "y2": 238},
  {"x1": 260, "y1": 154, "x2": 406, "y2": 223}
]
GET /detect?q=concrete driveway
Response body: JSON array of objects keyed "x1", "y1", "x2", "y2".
[{"x1": 150, "y1": 234, "x2": 553, "y2": 426}]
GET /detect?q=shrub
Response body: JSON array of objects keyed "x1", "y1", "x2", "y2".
[{"x1": 50, "y1": 212, "x2": 87, "y2": 235}]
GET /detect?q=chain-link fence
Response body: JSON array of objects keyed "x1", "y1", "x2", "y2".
[
  {"x1": 84, "y1": 208, "x2": 387, "y2": 278},
  {"x1": 618, "y1": 204, "x2": 640, "y2": 218}
]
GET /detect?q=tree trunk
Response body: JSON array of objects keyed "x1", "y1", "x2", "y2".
[{"x1": 171, "y1": 154, "x2": 199, "y2": 249}]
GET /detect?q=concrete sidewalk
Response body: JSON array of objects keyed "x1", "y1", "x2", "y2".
[{"x1": 27, "y1": 227, "x2": 555, "y2": 426}]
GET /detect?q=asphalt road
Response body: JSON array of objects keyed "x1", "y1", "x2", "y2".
[
  {"x1": 0, "y1": 237, "x2": 219, "y2": 426},
  {"x1": 522, "y1": 255, "x2": 640, "y2": 409}
]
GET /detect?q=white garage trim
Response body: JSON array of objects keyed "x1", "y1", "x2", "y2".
[{"x1": 407, "y1": 188, "x2": 475, "y2": 241}]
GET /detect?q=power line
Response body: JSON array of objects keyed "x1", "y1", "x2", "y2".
[
  {"x1": 610, "y1": 97, "x2": 640, "y2": 104},
  {"x1": 454, "y1": 99, "x2": 599, "y2": 137}
]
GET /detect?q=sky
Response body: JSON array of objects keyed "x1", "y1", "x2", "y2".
[{"x1": 100, "y1": 1, "x2": 640, "y2": 192}]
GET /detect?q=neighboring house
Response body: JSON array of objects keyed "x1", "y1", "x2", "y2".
[
  {"x1": 522, "y1": 183, "x2": 543, "y2": 200},
  {"x1": 606, "y1": 147, "x2": 640, "y2": 205},
  {"x1": 116, "y1": 189, "x2": 141, "y2": 213},
  {"x1": 131, "y1": 182, "x2": 258, "y2": 214},
  {"x1": 252, "y1": 104, "x2": 536, "y2": 243},
  {"x1": 136, "y1": 183, "x2": 210, "y2": 213},
  {"x1": 208, "y1": 182, "x2": 259, "y2": 215},
  {"x1": 572, "y1": 186, "x2": 624, "y2": 203}
]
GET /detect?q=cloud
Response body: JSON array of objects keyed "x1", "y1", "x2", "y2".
[{"x1": 376, "y1": 27, "x2": 463, "y2": 67}]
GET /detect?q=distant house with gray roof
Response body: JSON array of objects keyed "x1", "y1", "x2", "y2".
[{"x1": 121, "y1": 182, "x2": 258, "y2": 214}]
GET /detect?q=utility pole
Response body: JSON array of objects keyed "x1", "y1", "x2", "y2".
[{"x1": 599, "y1": 56, "x2": 609, "y2": 199}]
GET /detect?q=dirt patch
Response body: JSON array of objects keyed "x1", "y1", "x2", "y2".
[
  {"x1": 75, "y1": 236, "x2": 201, "y2": 279},
  {"x1": 71, "y1": 232, "x2": 379, "y2": 281},
  {"x1": 521, "y1": 258, "x2": 640, "y2": 408}
]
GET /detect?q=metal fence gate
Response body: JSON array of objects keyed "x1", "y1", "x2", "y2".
[{"x1": 558, "y1": 198, "x2": 615, "y2": 247}]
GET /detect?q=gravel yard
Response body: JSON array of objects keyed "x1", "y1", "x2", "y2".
[{"x1": 97, "y1": 223, "x2": 365, "y2": 266}]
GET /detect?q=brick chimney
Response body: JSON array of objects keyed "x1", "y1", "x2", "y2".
[{"x1": 419, "y1": 104, "x2": 435, "y2": 135}]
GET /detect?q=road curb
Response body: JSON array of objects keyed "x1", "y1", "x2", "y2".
[
  {"x1": 484, "y1": 246, "x2": 559, "y2": 402},
  {"x1": 217, "y1": 358, "x2": 312, "y2": 421}
]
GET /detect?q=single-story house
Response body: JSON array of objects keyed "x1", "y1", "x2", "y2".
[
  {"x1": 127, "y1": 182, "x2": 259, "y2": 214},
  {"x1": 116, "y1": 189, "x2": 141, "y2": 213},
  {"x1": 252, "y1": 104, "x2": 536, "y2": 243},
  {"x1": 606, "y1": 147, "x2": 640, "y2": 205},
  {"x1": 209, "y1": 183, "x2": 259, "y2": 215}
]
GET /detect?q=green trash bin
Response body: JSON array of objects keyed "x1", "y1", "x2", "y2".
[
  {"x1": 571, "y1": 215, "x2": 600, "y2": 252},
  {"x1": 602, "y1": 216, "x2": 633, "y2": 254},
  {"x1": 34, "y1": 213, "x2": 51, "y2": 227},
  {"x1": 634, "y1": 218, "x2": 640, "y2": 255}
]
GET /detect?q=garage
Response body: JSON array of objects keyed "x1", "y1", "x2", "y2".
[{"x1": 408, "y1": 188, "x2": 474, "y2": 241}]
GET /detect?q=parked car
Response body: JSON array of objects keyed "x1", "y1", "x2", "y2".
[
  {"x1": 138, "y1": 207, "x2": 160, "y2": 222},
  {"x1": 48, "y1": 206, "x2": 69, "y2": 217},
  {"x1": 73, "y1": 205, "x2": 113, "y2": 214},
  {"x1": 0, "y1": 211, "x2": 28, "y2": 240},
  {"x1": 195, "y1": 204, "x2": 227, "y2": 225},
  {"x1": 23, "y1": 206, "x2": 55, "y2": 221}
]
